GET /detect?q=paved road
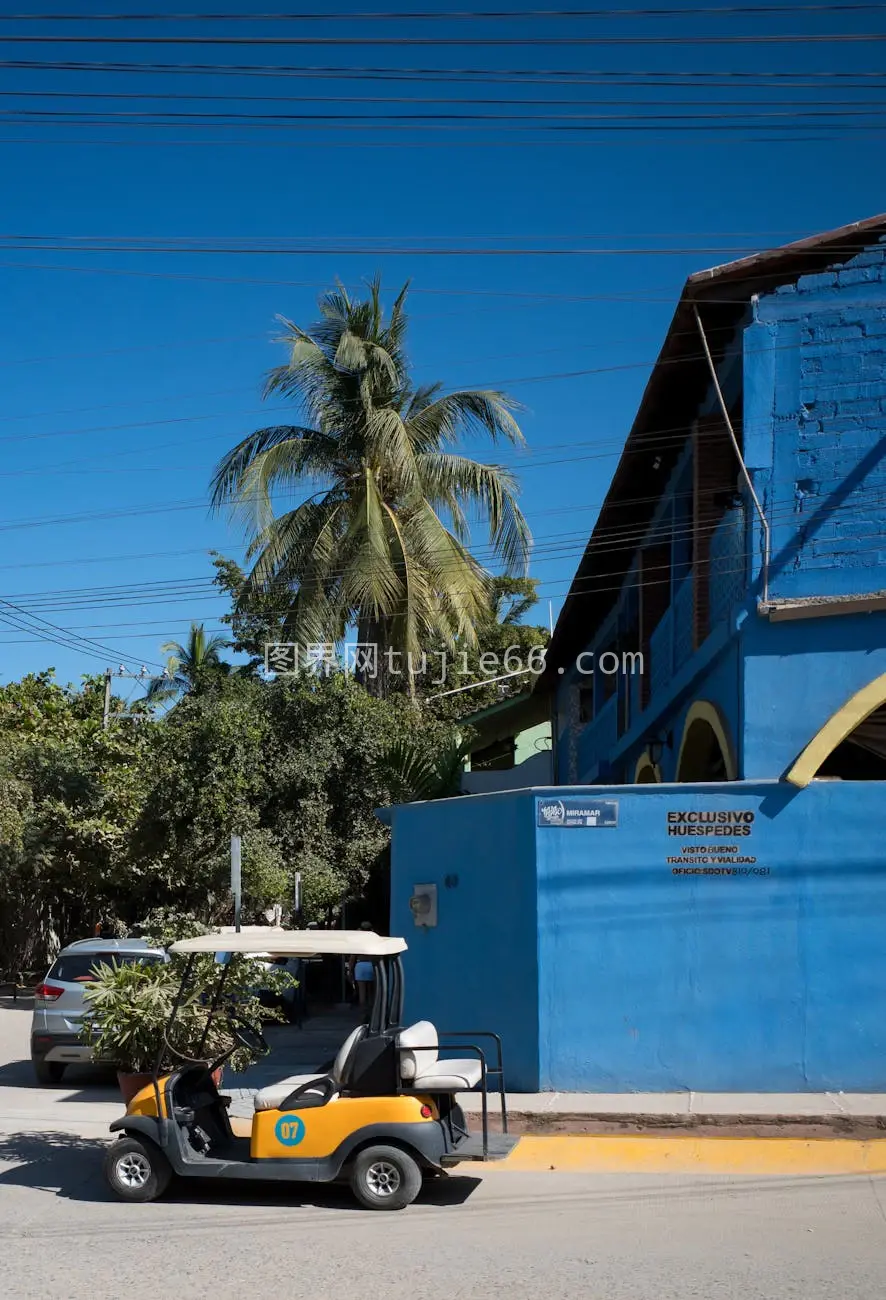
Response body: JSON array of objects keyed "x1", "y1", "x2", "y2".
[{"x1": 3, "y1": 1004, "x2": 886, "y2": 1299}]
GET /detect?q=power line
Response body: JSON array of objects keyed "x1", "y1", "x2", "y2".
[
  {"x1": 7, "y1": 108, "x2": 886, "y2": 131},
  {"x1": 8, "y1": 91, "x2": 886, "y2": 110},
  {"x1": 8, "y1": 132, "x2": 884, "y2": 148},
  {"x1": 1, "y1": 329, "x2": 881, "y2": 455},
  {"x1": 9, "y1": 486, "x2": 886, "y2": 615},
  {"x1": 2, "y1": 233, "x2": 883, "y2": 254},
  {"x1": 4, "y1": 34, "x2": 886, "y2": 47},
  {"x1": 5, "y1": 5, "x2": 886, "y2": 20},
  {"x1": 7, "y1": 59, "x2": 886, "y2": 86}
]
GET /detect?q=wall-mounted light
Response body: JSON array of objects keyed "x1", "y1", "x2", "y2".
[{"x1": 409, "y1": 883, "x2": 438, "y2": 928}]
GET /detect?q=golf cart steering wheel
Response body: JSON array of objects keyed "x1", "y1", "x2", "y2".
[{"x1": 226, "y1": 1015, "x2": 269, "y2": 1057}]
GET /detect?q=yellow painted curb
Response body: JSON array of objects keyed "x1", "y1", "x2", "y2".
[{"x1": 486, "y1": 1135, "x2": 886, "y2": 1176}]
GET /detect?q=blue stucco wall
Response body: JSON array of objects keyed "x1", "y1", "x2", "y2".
[
  {"x1": 751, "y1": 238, "x2": 886, "y2": 602},
  {"x1": 742, "y1": 610, "x2": 886, "y2": 778},
  {"x1": 535, "y1": 781, "x2": 886, "y2": 1091},
  {"x1": 387, "y1": 791, "x2": 540, "y2": 1090},
  {"x1": 387, "y1": 781, "x2": 886, "y2": 1092}
]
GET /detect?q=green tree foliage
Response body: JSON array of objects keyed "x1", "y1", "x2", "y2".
[
  {"x1": 145, "y1": 622, "x2": 231, "y2": 705},
  {"x1": 0, "y1": 672, "x2": 150, "y2": 970},
  {"x1": 0, "y1": 669, "x2": 460, "y2": 970},
  {"x1": 210, "y1": 279, "x2": 531, "y2": 694},
  {"x1": 414, "y1": 577, "x2": 550, "y2": 722}
]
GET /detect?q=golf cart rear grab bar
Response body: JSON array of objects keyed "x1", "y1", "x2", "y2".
[
  {"x1": 395, "y1": 1042, "x2": 491, "y2": 1157},
  {"x1": 435, "y1": 1031, "x2": 507, "y2": 1135}
]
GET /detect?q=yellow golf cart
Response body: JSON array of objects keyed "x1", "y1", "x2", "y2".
[{"x1": 103, "y1": 930, "x2": 517, "y2": 1211}]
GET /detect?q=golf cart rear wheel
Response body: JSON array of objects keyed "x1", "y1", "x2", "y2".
[
  {"x1": 349, "y1": 1145, "x2": 422, "y2": 1211},
  {"x1": 104, "y1": 1136, "x2": 172, "y2": 1203}
]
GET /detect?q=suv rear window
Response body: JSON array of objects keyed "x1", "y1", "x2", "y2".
[{"x1": 47, "y1": 952, "x2": 163, "y2": 983}]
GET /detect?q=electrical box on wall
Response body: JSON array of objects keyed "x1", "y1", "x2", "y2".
[{"x1": 409, "y1": 882, "x2": 437, "y2": 927}]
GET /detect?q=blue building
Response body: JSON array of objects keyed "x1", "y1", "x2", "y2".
[
  {"x1": 385, "y1": 216, "x2": 886, "y2": 1092},
  {"x1": 544, "y1": 213, "x2": 886, "y2": 789}
]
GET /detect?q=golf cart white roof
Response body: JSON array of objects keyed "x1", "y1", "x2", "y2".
[{"x1": 169, "y1": 930, "x2": 407, "y2": 958}]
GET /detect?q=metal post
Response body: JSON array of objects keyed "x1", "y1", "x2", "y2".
[
  {"x1": 230, "y1": 834, "x2": 242, "y2": 933},
  {"x1": 102, "y1": 668, "x2": 112, "y2": 730},
  {"x1": 293, "y1": 870, "x2": 302, "y2": 927}
]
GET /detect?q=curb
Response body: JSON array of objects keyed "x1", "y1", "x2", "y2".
[{"x1": 486, "y1": 1135, "x2": 886, "y2": 1175}]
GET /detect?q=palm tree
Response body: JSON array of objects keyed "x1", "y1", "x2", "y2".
[
  {"x1": 146, "y1": 623, "x2": 230, "y2": 705},
  {"x1": 210, "y1": 278, "x2": 531, "y2": 696}
]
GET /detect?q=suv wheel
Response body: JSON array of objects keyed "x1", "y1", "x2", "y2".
[{"x1": 33, "y1": 1059, "x2": 66, "y2": 1086}]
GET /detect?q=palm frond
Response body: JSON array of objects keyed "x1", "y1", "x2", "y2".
[
  {"x1": 406, "y1": 389, "x2": 525, "y2": 452},
  {"x1": 416, "y1": 453, "x2": 532, "y2": 575}
]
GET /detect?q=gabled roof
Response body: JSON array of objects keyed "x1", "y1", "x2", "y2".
[{"x1": 537, "y1": 213, "x2": 886, "y2": 688}]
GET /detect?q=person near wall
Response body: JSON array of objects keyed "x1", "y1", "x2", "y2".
[{"x1": 347, "y1": 921, "x2": 375, "y2": 1013}]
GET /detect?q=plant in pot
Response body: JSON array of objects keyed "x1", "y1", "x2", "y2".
[
  {"x1": 82, "y1": 914, "x2": 297, "y2": 1099},
  {"x1": 81, "y1": 958, "x2": 179, "y2": 1101},
  {"x1": 139, "y1": 908, "x2": 296, "y2": 1079}
]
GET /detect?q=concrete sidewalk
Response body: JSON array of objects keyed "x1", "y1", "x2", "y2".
[{"x1": 458, "y1": 1091, "x2": 886, "y2": 1118}]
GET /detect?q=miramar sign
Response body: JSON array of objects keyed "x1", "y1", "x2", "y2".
[{"x1": 537, "y1": 797, "x2": 619, "y2": 829}]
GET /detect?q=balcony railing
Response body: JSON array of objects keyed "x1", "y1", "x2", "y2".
[
  {"x1": 709, "y1": 507, "x2": 746, "y2": 629},
  {"x1": 650, "y1": 605, "x2": 674, "y2": 699},
  {"x1": 673, "y1": 574, "x2": 694, "y2": 671}
]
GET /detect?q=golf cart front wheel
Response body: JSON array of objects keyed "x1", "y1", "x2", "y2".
[
  {"x1": 349, "y1": 1145, "x2": 422, "y2": 1211},
  {"x1": 104, "y1": 1136, "x2": 172, "y2": 1203}
]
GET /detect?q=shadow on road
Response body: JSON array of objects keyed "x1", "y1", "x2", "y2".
[
  {"x1": 0, "y1": 1130, "x2": 112, "y2": 1202},
  {"x1": 0, "y1": 1056, "x2": 119, "y2": 1098},
  {"x1": 0, "y1": 996, "x2": 35, "y2": 1013},
  {"x1": 162, "y1": 1171, "x2": 483, "y2": 1212},
  {"x1": 0, "y1": 1128, "x2": 482, "y2": 1211}
]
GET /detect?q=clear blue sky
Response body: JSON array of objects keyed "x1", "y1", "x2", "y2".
[{"x1": 1, "y1": 1, "x2": 885, "y2": 688}]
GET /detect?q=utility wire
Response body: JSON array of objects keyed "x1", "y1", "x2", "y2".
[
  {"x1": 10, "y1": 488, "x2": 886, "y2": 614},
  {"x1": 4, "y1": 34, "x2": 886, "y2": 46},
  {"x1": 7, "y1": 59, "x2": 886, "y2": 86},
  {"x1": 5, "y1": 5, "x2": 886, "y2": 21}
]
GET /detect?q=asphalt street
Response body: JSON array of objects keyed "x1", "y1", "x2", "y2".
[{"x1": 2, "y1": 1004, "x2": 886, "y2": 1300}]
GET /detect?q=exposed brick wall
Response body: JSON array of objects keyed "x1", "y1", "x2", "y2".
[{"x1": 760, "y1": 239, "x2": 886, "y2": 599}]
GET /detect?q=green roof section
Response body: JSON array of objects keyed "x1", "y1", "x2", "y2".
[{"x1": 460, "y1": 690, "x2": 551, "y2": 751}]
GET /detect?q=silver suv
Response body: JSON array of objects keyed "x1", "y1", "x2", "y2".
[{"x1": 31, "y1": 937, "x2": 166, "y2": 1084}]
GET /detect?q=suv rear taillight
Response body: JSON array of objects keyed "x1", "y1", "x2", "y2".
[{"x1": 34, "y1": 983, "x2": 64, "y2": 1001}]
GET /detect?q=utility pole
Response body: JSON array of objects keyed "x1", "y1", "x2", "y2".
[
  {"x1": 102, "y1": 668, "x2": 112, "y2": 731},
  {"x1": 293, "y1": 870, "x2": 303, "y2": 928},
  {"x1": 230, "y1": 833, "x2": 242, "y2": 933}
]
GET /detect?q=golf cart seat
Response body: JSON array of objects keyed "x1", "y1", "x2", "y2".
[
  {"x1": 398, "y1": 1020, "x2": 483, "y2": 1092},
  {"x1": 253, "y1": 1024, "x2": 366, "y2": 1112}
]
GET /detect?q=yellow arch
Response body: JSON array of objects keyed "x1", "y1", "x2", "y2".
[
  {"x1": 676, "y1": 700, "x2": 738, "y2": 782},
  {"x1": 786, "y1": 672, "x2": 886, "y2": 788},
  {"x1": 633, "y1": 754, "x2": 662, "y2": 784}
]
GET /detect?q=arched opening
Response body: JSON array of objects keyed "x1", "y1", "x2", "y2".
[
  {"x1": 634, "y1": 754, "x2": 661, "y2": 784},
  {"x1": 676, "y1": 702, "x2": 736, "y2": 782},
  {"x1": 787, "y1": 673, "x2": 886, "y2": 786}
]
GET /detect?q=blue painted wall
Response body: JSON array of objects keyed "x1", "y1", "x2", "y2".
[
  {"x1": 387, "y1": 791, "x2": 540, "y2": 1090},
  {"x1": 553, "y1": 235, "x2": 886, "y2": 787},
  {"x1": 742, "y1": 610, "x2": 886, "y2": 778},
  {"x1": 756, "y1": 240, "x2": 886, "y2": 602},
  {"x1": 388, "y1": 781, "x2": 886, "y2": 1092},
  {"x1": 535, "y1": 781, "x2": 886, "y2": 1090}
]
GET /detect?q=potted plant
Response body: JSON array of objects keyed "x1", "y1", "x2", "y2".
[
  {"x1": 82, "y1": 958, "x2": 179, "y2": 1102},
  {"x1": 82, "y1": 915, "x2": 297, "y2": 1100}
]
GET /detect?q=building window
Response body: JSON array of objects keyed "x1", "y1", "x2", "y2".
[
  {"x1": 471, "y1": 738, "x2": 516, "y2": 772},
  {"x1": 578, "y1": 686, "x2": 595, "y2": 724}
]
